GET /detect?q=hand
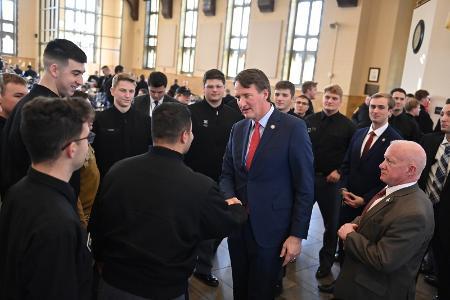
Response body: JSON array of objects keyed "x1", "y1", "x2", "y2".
[
  {"x1": 342, "y1": 191, "x2": 364, "y2": 208},
  {"x1": 225, "y1": 197, "x2": 242, "y2": 206},
  {"x1": 338, "y1": 223, "x2": 358, "y2": 240},
  {"x1": 326, "y1": 170, "x2": 341, "y2": 183},
  {"x1": 280, "y1": 236, "x2": 302, "y2": 266}
]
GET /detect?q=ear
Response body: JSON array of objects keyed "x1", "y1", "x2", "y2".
[
  {"x1": 63, "y1": 142, "x2": 77, "y2": 159},
  {"x1": 180, "y1": 130, "x2": 189, "y2": 144},
  {"x1": 407, "y1": 164, "x2": 417, "y2": 177},
  {"x1": 48, "y1": 63, "x2": 59, "y2": 78},
  {"x1": 110, "y1": 86, "x2": 115, "y2": 97}
]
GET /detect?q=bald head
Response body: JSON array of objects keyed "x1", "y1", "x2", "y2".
[{"x1": 379, "y1": 140, "x2": 426, "y2": 186}]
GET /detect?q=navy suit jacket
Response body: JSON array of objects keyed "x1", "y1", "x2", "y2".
[
  {"x1": 341, "y1": 125, "x2": 403, "y2": 204},
  {"x1": 220, "y1": 108, "x2": 314, "y2": 248}
]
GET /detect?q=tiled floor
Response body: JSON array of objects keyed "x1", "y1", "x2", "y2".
[{"x1": 188, "y1": 204, "x2": 437, "y2": 299}]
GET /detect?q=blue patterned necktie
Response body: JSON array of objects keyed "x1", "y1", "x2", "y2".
[{"x1": 429, "y1": 143, "x2": 450, "y2": 203}]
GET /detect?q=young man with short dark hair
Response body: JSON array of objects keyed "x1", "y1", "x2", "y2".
[
  {"x1": 0, "y1": 97, "x2": 94, "y2": 299},
  {"x1": 274, "y1": 80, "x2": 296, "y2": 115},
  {"x1": 0, "y1": 73, "x2": 28, "y2": 131}
]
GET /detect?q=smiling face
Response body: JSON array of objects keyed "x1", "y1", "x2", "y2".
[
  {"x1": 440, "y1": 104, "x2": 450, "y2": 135},
  {"x1": 112, "y1": 80, "x2": 135, "y2": 112},
  {"x1": 235, "y1": 82, "x2": 270, "y2": 121},
  {"x1": 274, "y1": 88, "x2": 293, "y2": 113},
  {"x1": 55, "y1": 59, "x2": 85, "y2": 97}
]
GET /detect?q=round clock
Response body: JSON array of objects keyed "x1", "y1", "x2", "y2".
[{"x1": 412, "y1": 19, "x2": 425, "y2": 54}]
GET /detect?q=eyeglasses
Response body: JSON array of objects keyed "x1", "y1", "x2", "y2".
[{"x1": 61, "y1": 131, "x2": 96, "y2": 150}]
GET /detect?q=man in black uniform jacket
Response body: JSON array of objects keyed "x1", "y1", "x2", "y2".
[
  {"x1": 184, "y1": 69, "x2": 242, "y2": 287},
  {"x1": 92, "y1": 73, "x2": 152, "y2": 179},
  {"x1": 389, "y1": 87, "x2": 422, "y2": 142},
  {"x1": 88, "y1": 102, "x2": 247, "y2": 300},
  {"x1": 0, "y1": 38, "x2": 87, "y2": 196},
  {"x1": 0, "y1": 97, "x2": 94, "y2": 299},
  {"x1": 305, "y1": 84, "x2": 356, "y2": 279}
]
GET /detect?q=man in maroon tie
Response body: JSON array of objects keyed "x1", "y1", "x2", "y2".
[
  {"x1": 333, "y1": 140, "x2": 434, "y2": 300},
  {"x1": 220, "y1": 69, "x2": 314, "y2": 300}
]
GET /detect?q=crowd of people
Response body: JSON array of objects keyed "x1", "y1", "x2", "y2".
[{"x1": 0, "y1": 38, "x2": 448, "y2": 300}]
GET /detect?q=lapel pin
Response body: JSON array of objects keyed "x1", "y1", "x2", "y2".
[
  {"x1": 270, "y1": 124, "x2": 275, "y2": 129},
  {"x1": 385, "y1": 198, "x2": 391, "y2": 202},
  {"x1": 382, "y1": 138, "x2": 386, "y2": 142}
]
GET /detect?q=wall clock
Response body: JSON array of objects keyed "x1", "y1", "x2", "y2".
[{"x1": 412, "y1": 19, "x2": 425, "y2": 54}]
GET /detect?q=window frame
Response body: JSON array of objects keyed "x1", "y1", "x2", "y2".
[
  {"x1": 178, "y1": 0, "x2": 199, "y2": 74},
  {"x1": 0, "y1": 0, "x2": 18, "y2": 56},
  {"x1": 143, "y1": 0, "x2": 159, "y2": 69}
]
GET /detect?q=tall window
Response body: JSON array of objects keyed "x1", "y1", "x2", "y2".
[
  {"x1": 179, "y1": 0, "x2": 198, "y2": 73},
  {"x1": 283, "y1": 0, "x2": 323, "y2": 84},
  {"x1": 61, "y1": 0, "x2": 100, "y2": 63},
  {"x1": 0, "y1": 0, "x2": 17, "y2": 55},
  {"x1": 223, "y1": 0, "x2": 251, "y2": 78},
  {"x1": 40, "y1": 0, "x2": 122, "y2": 67},
  {"x1": 143, "y1": 0, "x2": 159, "y2": 69}
]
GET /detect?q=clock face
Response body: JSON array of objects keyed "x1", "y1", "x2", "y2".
[{"x1": 412, "y1": 20, "x2": 425, "y2": 54}]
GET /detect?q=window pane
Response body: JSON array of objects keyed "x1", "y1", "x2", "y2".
[
  {"x1": 295, "y1": 2, "x2": 310, "y2": 36},
  {"x1": 182, "y1": 49, "x2": 191, "y2": 72},
  {"x1": 231, "y1": 7, "x2": 243, "y2": 36},
  {"x1": 148, "y1": 37, "x2": 157, "y2": 46},
  {"x1": 306, "y1": 38, "x2": 317, "y2": 51},
  {"x1": 230, "y1": 37, "x2": 239, "y2": 49},
  {"x1": 86, "y1": 13, "x2": 95, "y2": 34},
  {"x1": 192, "y1": 11, "x2": 198, "y2": 34},
  {"x1": 2, "y1": 34, "x2": 14, "y2": 53},
  {"x1": 86, "y1": 0, "x2": 96, "y2": 12},
  {"x1": 234, "y1": 0, "x2": 243, "y2": 6},
  {"x1": 241, "y1": 6, "x2": 250, "y2": 36},
  {"x1": 76, "y1": 0, "x2": 86, "y2": 10},
  {"x1": 184, "y1": 37, "x2": 191, "y2": 47},
  {"x1": 185, "y1": 11, "x2": 194, "y2": 35},
  {"x1": 239, "y1": 37, "x2": 247, "y2": 50},
  {"x1": 237, "y1": 52, "x2": 245, "y2": 73},
  {"x1": 309, "y1": 1, "x2": 322, "y2": 35},
  {"x1": 228, "y1": 51, "x2": 238, "y2": 77},
  {"x1": 65, "y1": 0, "x2": 75, "y2": 8},
  {"x1": 2, "y1": 0, "x2": 14, "y2": 21},
  {"x1": 65, "y1": 10, "x2": 75, "y2": 30},
  {"x1": 303, "y1": 54, "x2": 315, "y2": 81},
  {"x1": 289, "y1": 53, "x2": 303, "y2": 84},
  {"x1": 293, "y1": 38, "x2": 305, "y2": 51},
  {"x1": 151, "y1": 0, "x2": 158, "y2": 12},
  {"x1": 150, "y1": 15, "x2": 158, "y2": 35},
  {"x1": 3, "y1": 22, "x2": 13, "y2": 32},
  {"x1": 187, "y1": 0, "x2": 195, "y2": 10}
]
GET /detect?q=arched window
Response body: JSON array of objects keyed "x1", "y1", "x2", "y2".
[
  {"x1": 0, "y1": 0, "x2": 17, "y2": 55},
  {"x1": 283, "y1": 0, "x2": 323, "y2": 84},
  {"x1": 143, "y1": 0, "x2": 159, "y2": 69},
  {"x1": 223, "y1": 0, "x2": 251, "y2": 78},
  {"x1": 179, "y1": 0, "x2": 198, "y2": 74}
]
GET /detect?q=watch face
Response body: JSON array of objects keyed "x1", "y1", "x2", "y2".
[{"x1": 412, "y1": 20, "x2": 425, "y2": 54}]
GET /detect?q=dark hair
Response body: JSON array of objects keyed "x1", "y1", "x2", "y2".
[
  {"x1": 234, "y1": 69, "x2": 271, "y2": 100},
  {"x1": 390, "y1": 87, "x2": 407, "y2": 96},
  {"x1": 101, "y1": 65, "x2": 109, "y2": 70},
  {"x1": 301, "y1": 81, "x2": 317, "y2": 94},
  {"x1": 176, "y1": 86, "x2": 191, "y2": 96},
  {"x1": 152, "y1": 102, "x2": 191, "y2": 144},
  {"x1": 139, "y1": 74, "x2": 146, "y2": 81},
  {"x1": 114, "y1": 65, "x2": 124, "y2": 74},
  {"x1": 405, "y1": 98, "x2": 420, "y2": 112},
  {"x1": 148, "y1": 71, "x2": 168, "y2": 88},
  {"x1": 72, "y1": 90, "x2": 89, "y2": 99},
  {"x1": 43, "y1": 39, "x2": 87, "y2": 69},
  {"x1": 20, "y1": 97, "x2": 94, "y2": 163},
  {"x1": 406, "y1": 93, "x2": 415, "y2": 98},
  {"x1": 414, "y1": 89, "x2": 429, "y2": 101},
  {"x1": 112, "y1": 73, "x2": 136, "y2": 88},
  {"x1": 275, "y1": 80, "x2": 295, "y2": 98},
  {"x1": 203, "y1": 69, "x2": 225, "y2": 85},
  {"x1": 0, "y1": 73, "x2": 27, "y2": 95},
  {"x1": 370, "y1": 92, "x2": 395, "y2": 109}
]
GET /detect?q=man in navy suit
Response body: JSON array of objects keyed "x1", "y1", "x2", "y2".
[{"x1": 220, "y1": 69, "x2": 314, "y2": 299}]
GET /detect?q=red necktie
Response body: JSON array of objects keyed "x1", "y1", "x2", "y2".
[
  {"x1": 361, "y1": 131, "x2": 376, "y2": 157},
  {"x1": 246, "y1": 122, "x2": 261, "y2": 170},
  {"x1": 361, "y1": 188, "x2": 386, "y2": 216}
]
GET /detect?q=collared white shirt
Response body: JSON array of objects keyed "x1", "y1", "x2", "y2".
[
  {"x1": 245, "y1": 105, "x2": 274, "y2": 161},
  {"x1": 360, "y1": 122, "x2": 389, "y2": 156},
  {"x1": 149, "y1": 96, "x2": 161, "y2": 117},
  {"x1": 426, "y1": 135, "x2": 450, "y2": 197},
  {"x1": 368, "y1": 181, "x2": 417, "y2": 211}
]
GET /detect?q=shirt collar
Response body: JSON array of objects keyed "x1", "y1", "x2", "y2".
[
  {"x1": 385, "y1": 181, "x2": 416, "y2": 197},
  {"x1": 368, "y1": 122, "x2": 389, "y2": 137},
  {"x1": 441, "y1": 135, "x2": 449, "y2": 146},
  {"x1": 252, "y1": 105, "x2": 274, "y2": 128},
  {"x1": 150, "y1": 145, "x2": 184, "y2": 161}
]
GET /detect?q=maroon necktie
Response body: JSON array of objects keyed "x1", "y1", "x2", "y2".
[
  {"x1": 361, "y1": 188, "x2": 386, "y2": 216},
  {"x1": 361, "y1": 131, "x2": 376, "y2": 157},
  {"x1": 246, "y1": 122, "x2": 261, "y2": 170}
]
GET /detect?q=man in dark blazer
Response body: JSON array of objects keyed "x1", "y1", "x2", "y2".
[
  {"x1": 339, "y1": 93, "x2": 403, "y2": 233},
  {"x1": 418, "y1": 103, "x2": 450, "y2": 300},
  {"x1": 334, "y1": 140, "x2": 434, "y2": 300},
  {"x1": 89, "y1": 103, "x2": 247, "y2": 300},
  {"x1": 220, "y1": 69, "x2": 315, "y2": 299},
  {"x1": 134, "y1": 71, "x2": 175, "y2": 117}
]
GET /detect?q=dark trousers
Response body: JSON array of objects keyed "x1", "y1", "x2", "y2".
[
  {"x1": 98, "y1": 278, "x2": 186, "y2": 300},
  {"x1": 433, "y1": 204, "x2": 450, "y2": 299},
  {"x1": 228, "y1": 221, "x2": 283, "y2": 300},
  {"x1": 314, "y1": 175, "x2": 341, "y2": 270},
  {"x1": 195, "y1": 238, "x2": 222, "y2": 275},
  {"x1": 338, "y1": 203, "x2": 364, "y2": 260}
]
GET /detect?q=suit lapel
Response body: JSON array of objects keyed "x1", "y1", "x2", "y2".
[
  {"x1": 363, "y1": 128, "x2": 390, "y2": 160},
  {"x1": 240, "y1": 120, "x2": 252, "y2": 169},
  {"x1": 359, "y1": 184, "x2": 418, "y2": 230}
]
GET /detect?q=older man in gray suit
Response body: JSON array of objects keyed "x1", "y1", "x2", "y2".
[{"x1": 334, "y1": 140, "x2": 434, "y2": 300}]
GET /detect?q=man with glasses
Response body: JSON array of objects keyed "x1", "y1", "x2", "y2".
[
  {"x1": 293, "y1": 95, "x2": 311, "y2": 119},
  {"x1": 389, "y1": 87, "x2": 422, "y2": 142},
  {"x1": 1, "y1": 38, "x2": 87, "y2": 197},
  {"x1": 184, "y1": 69, "x2": 242, "y2": 287},
  {"x1": 92, "y1": 73, "x2": 152, "y2": 179},
  {"x1": 0, "y1": 97, "x2": 94, "y2": 299}
]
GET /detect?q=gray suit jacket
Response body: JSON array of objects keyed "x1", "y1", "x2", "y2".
[
  {"x1": 334, "y1": 184, "x2": 434, "y2": 300},
  {"x1": 133, "y1": 94, "x2": 176, "y2": 116}
]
